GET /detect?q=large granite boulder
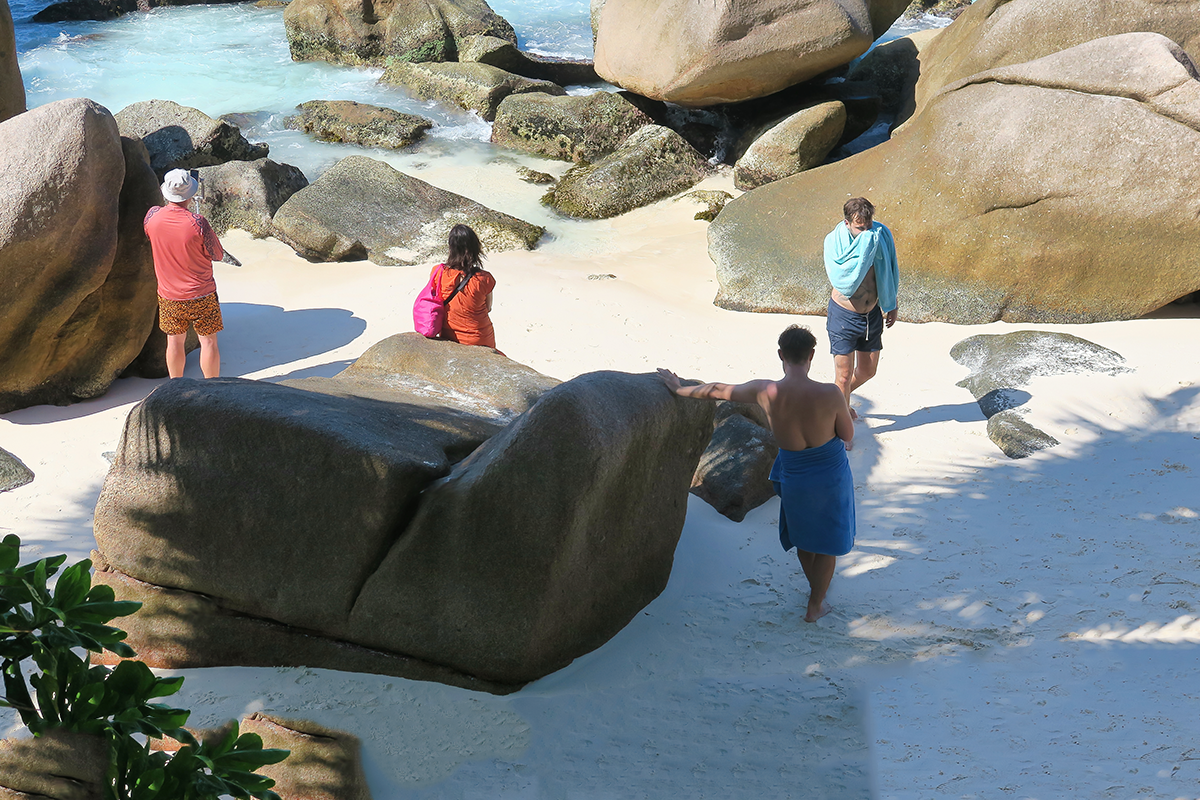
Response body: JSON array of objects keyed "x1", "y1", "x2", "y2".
[
  {"x1": 0, "y1": 729, "x2": 108, "y2": 800},
  {"x1": 271, "y1": 155, "x2": 543, "y2": 265},
  {"x1": 912, "y1": 0, "x2": 1200, "y2": 115},
  {"x1": 285, "y1": 100, "x2": 434, "y2": 149},
  {"x1": 457, "y1": 34, "x2": 599, "y2": 85},
  {"x1": 380, "y1": 61, "x2": 564, "y2": 121},
  {"x1": 241, "y1": 715, "x2": 371, "y2": 800},
  {"x1": 92, "y1": 337, "x2": 712, "y2": 690},
  {"x1": 709, "y1": 33, "x2": 1200, "y2": 323},
  {"x1": 194, "y1": 158, "x2": 309, "y2": 238},
  {"x1": 950, "y1": 330, "x2": 1130, "y2": 458},
  {"x1": 1, "y1": 99, "x2": 161, "y2": 413},
  {"x1": 542, "y1": 125, "x2": 708, "y2": 219},
  {"x1": 1, "y1": 0, "x2": 23, "y2": 123},
  {"x1": 690, "y1": 403, "x2": 778, "y2": 523},
  {"x1": 284, "y1": 0, "x2": 516, "y2": 66},
  {"x1": 490, "y1": 90, "x2": 654, "y2": 162},
  {"x1": 115, "y1": 99, "x2": 270, "y2": 178},
  {"x1": 732, "y1": 100, "x2": 846, "y2": 190},
  {"x1": 592, "y1": 0, "x2": 911, "y2": 106}
]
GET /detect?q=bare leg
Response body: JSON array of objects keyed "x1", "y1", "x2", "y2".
[
  {"x1": 851, "y1": 350, "x2": 879, "y2": 393},
  {"x1": 165, "y1": 334, "x2": 187, "y2": 379},
  {"x1": 797, "y1": 549, "x2": 836, "y2": 622},
  {"x1": 832, "y1": 354, "x2": 857, "y2": 419},
  {"x1": 199, "y1": 334, "x2": 220, "y2": 378}
]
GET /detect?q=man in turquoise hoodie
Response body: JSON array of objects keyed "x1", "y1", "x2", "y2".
[{"x1": 823, "y1": 197, "x2": 899, "y2": 419}]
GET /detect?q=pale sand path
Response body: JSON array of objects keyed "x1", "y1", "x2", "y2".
[{"x1": 2, "y1": 171, "x2": 1199, "y2": 797}]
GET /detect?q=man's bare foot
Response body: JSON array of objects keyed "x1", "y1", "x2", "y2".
[
  {"x1": 805, "y1": 600, "x2": 832, "y2": 623},
  {"x1": 844, "y1": 438, "x2": 853, "y2": 452},
  {"x1": 849, "y1": 406, "x2": 858, "y2": 420}
]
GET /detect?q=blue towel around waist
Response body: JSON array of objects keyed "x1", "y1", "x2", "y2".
[{"x1": 769, "y1": 436, "x2": 856, "y2": 557}]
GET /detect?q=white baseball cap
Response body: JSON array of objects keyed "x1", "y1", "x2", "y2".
[{"x1": 161, "y1": 169, "x2": 199, "y2": 203}]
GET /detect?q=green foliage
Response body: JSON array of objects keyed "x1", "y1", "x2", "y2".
[{"x1": 0, "y1": 534, "x2": 288, "y2": 800}]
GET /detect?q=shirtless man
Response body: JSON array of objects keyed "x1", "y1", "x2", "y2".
[
  {"x1": 658, "y1": 325, "x2": 855, "y2": 622},
  {"x1": 824, "y1": 197, "x2": 899, "y2": 419}
]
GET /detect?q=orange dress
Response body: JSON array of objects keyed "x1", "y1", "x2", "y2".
[{"x1": 434, "y1": 264, "x2": 497, "y2": 348}]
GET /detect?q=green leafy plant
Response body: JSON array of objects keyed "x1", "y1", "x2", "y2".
[{"x1": 0, "y1": 534, "x2": 288, "y2": 800}]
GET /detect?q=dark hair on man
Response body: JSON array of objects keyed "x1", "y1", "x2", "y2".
[
  {"x1": 446, "y1": 224, "x2": 485, "y2": 273},
  {"x1": 843, "y1": 197, "x2": 875, "y2": 223},
  {"x1": 778, "y1": 325, "x2": 817, "y2": 363}
]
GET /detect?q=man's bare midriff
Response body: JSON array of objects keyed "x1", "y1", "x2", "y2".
[{"x1": 831, "y1": 265, "x2": 878, "y2": 314}]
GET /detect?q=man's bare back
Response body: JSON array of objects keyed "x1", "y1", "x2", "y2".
[{"x1": 741, "y1": 372, "x2": 855, "y2": 452}]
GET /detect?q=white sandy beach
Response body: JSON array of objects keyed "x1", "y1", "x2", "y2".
[{"x1": 2, "y1": 165, "x2": 1199, "y2": 798}]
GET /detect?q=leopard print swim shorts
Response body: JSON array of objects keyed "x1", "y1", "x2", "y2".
[{"x1": 158, "y1": 292, "x2": 223, "y2": 336}]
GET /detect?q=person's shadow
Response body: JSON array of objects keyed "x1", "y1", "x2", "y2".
[
  {"x1": 862, "y1": 400, "x2": 991, "y2": 434},
  {"x1": 218, "y1": 303, "x2": 367, "y2": 377}
]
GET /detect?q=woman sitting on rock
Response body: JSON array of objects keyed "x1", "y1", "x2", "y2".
[{"x1": 433, "y1": 224, "x2": 497, "y2": 349}]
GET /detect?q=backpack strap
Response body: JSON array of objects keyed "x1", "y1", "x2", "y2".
[{"x1": 443, "y1": 269, "x2": 475, "y2": 306}]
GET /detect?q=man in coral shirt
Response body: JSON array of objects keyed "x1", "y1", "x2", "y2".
[{"x1": 144, "y1": 169, "x2": 225, "y2": 378}]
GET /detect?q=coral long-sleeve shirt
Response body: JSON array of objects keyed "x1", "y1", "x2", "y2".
[
  {"x1": 144, "y1": 203, "x2": 223, "y2": 301},
  {"x1": 434, "y1": 265, "x2": 496, "y2": 348}
]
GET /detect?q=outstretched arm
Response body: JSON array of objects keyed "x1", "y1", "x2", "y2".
[{"x1": 657, "y1": 368, "x2": 766, "y2": 404}]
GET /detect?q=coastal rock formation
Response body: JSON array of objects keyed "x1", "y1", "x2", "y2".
[
  {"x1": 912, "y1": 0, "x2": 1200, "y2": 115},
  {"x1": 1, "y1": 99, "x2": 161, "y2": 413},
  {"x1": 242, "y1": 715, "x2": 371, "y2": 800},
  {"x1": 1, "y1": 0, "x2": 24, "y2": 123},
  {"x1": 846, "y1": 28, "x2": 943, "y2": 128},
  {"x1": 491, "y1": 91, "x2": 654, "y2": 162},
  {"x1": 709, "y1": 33, "x2": 1200, "y2": 323},
  {"x1": 0, "y1": 729, "x2": 108, "y2": 800},
  {"x1": 592, "y1": 0, "x2": 910, "y2": 106},
  {"x1": 286, "y1": 100, "x2": 434, "y2": 149},
  {"x1": 733, "y1": 100, "x2": 846, "y2": 190},
  {"x1": 951, "y1": 330, "x2": 1131, "y2": 458},
  {"x1": 691, "y1": 404, "x2": 778, "y2": 522},
  {"x1": 542, "y1": 125, "x2": 707, "y2": 219},
  {"x1": 683, "y1": 189, "x2": 732, "y2": 222},
  {"x1": 0, "y1": 446, "x2": 33, "y2": 493},
  {"x1": 821, "y1": 80, "x2": 881, "y2": 146},
  {"x1": 458, "y1": 34, "x2": 598, "y2": 85},
  {"x1": 271, "y1": 155, "x2": 543, "y2": 265},
  {"x1": 284, "y1": 0, "x2": 516, "y2": 66},
  {"x1": 93, "y1": 336, "x2": 712, "y2": 690},
  {"x1": 380, "y1": 61, "x2": 564, "y2": 121},
  {"x1": 31, "y1": 0, "x2": 245, "y2": 22},
  {"x1": 115, "y1": 99, "x2": 269, "y2": 178},
  {"x1": 195, "y1": 158, "x2": 310, "y2": 238}
]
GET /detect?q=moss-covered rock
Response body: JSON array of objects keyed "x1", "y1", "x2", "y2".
[
  {"x1": 380, "y1": 61, "x2": 564, "y2": 121},
  {"x1": 491, "y1": 90, "x2": 653, "y2": 162},
  {"x1": 115, "y1": 99, "x2": 268, "y2": 178},
  {"x1": 195, "y1": 158, "x2": 309, "y2": 237},
  {"x1": 542, "y1": 125, "x2": 708, "y2": 219},
  {"x1": 457, "y1": 33, "x2": 599, "y2": 85},
  {"x1": 286, "y1": 99, "x2": 433, "y2": 149}
]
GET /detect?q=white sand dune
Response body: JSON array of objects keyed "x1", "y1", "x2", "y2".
[{"x1": 2, "y1": 171, "x2": 1199, "y2": 798}]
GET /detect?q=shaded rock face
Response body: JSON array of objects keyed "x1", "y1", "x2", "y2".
[
  {"x1": 733, "y1": 100, "x2": 846, "y2": 190},
  {"x1": 286, "y1": 100, "x2": 434, "y2": 149},
  {"x1": 709, "y1": 34, "x2": 1200, "y2": 323},
  {"x1": 691, "y1": 406, "x2": 778, "y2": 523},
  {"x1": 271, "y1": 155, "x2": 543, "y2": 265},
  {"x1": 1, "y1": 0, "x2": 24, "y2": 123},
  {"x1": 380, "y1": 60, "x2": 564, "y2": 121},
  {"x1": 1, "y1": 99, "x2": 161, "y2": 413},
  {"x1": 0, "y1": 445, "x2": 33, "y2": 493},
  {"x1": 93, "y1": 337, "x2": 711, "y2": 690},
  {"x1": 542, "y1": 124, "x2": 708, "y2": 219},
  {"x1": 912, "y1": 0, "x2": 1200, "y2": 115},
  {"x1": 194, "y1": 158, "x2": 309, "y2": 238},
  {"x1": 457, "y1": 33, "x2": 599, "y2": 85},
  {"x1": 846, "y1": 28, "x2": 943, "y2": 128},
  {"x1": 0, "y1": 729, "x2": 108, "y2": 800},
  {"x1": 115, "y1": 99, "x2": 270, "y2": 178},
  {"x1": 950, "y1": 330, "x2": 1131, "y2": 458},
  {"x1": 241, "y1": 715, "x2": 371, "y2": 800},
  {"x1": 593, "y1": 0, "x2": 910, "y2": 107},
  {"x1": 284, "y1": 0, "x2": 516, "y2": 66},
  {"x1": 490, "y1": 90, "x2": 654, "y2": 162}
]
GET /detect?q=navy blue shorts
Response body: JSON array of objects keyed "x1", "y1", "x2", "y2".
[{"x1": 826, "y1": 298, "x2": 883, "y2": 356}]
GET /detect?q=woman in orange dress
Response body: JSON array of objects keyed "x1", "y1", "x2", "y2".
[{"x1": 432, "y1": 224, "x2": 497, "y2": 349}]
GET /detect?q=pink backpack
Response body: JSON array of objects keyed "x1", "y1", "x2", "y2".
[{"x1": 413, "y1": 264, "x2": 473, "y2": 338}]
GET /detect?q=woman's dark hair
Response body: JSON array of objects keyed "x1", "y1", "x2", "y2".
[{"x1": 446, "y1": 224, "x2": 485, "y2": 274}]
